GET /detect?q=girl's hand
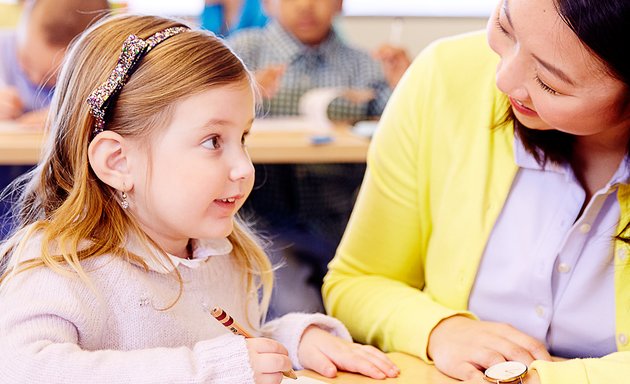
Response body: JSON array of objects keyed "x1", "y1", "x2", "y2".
[
  {"x1": 246, "y1": 337, "x2": 293, "y2": 384},
  {"x1": 0, "y1": 87, "x2": 24, "y2": 120},
  {"x1": 428, "y1": 316, "x2": 552, "y2": 380},
  {"x1": 297, "y1": 325, "x2": 399, "y2": 380}
]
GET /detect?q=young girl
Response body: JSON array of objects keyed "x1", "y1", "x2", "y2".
[{"x1": 0, "y1": 14, "x2": 399, "y2": 383}]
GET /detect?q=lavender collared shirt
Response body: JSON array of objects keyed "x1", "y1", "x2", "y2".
[{"x1": 469, "y1": 135, "x2": 628, "y2": 358}]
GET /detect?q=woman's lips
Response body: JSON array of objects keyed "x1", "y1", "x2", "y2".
[{"x1": 509, "y1": 96, "x2": 538, "y2": 117}]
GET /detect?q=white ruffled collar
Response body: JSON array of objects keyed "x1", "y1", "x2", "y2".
[{"x1": 126, "y1": 237, "x2": 233, "y2": 274}]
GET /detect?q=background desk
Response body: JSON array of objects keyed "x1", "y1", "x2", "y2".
[
  {"x1": 0, "y1": 119, "x2": 370, "y2": 165},
  {"x1": 298, "y1": 353, "x2": 458, "y2": 384}
]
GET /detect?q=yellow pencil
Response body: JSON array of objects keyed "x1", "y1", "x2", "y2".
[{"x1": 210, "y1": 306, "x2": 298, "y2": 380}]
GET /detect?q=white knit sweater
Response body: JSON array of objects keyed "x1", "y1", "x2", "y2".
[{"x1": 0, "y1": 235, "x2": 351, "y2": 383}]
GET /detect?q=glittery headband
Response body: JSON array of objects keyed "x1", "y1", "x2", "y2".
[{"x1": 86, "y1": 26, "x2": 189, "y2": 137}]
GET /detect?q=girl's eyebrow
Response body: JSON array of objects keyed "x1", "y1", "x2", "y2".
[
  {"x1": 201, "y1": 118, "x2": 231, "y2": 127},
  {"x1": 503, "y1": 0, "x2": 575, "y2": 86},
  {"x1": 201, "y1": 118, "x2": 255, "y2": 128}
]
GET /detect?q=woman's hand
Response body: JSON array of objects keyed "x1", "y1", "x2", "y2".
[
  {"x1": 246, "y1": 337, "x2": 293, "y2": 384},
  {"x1": 297, "y1": 325, "x2": 399, "y2": 380},
  {"x1": 428, "y1": 316, "x2": 552, "y2": 380},
  {"x1": 459, "y1": 370, "x2": 541, "y2": 384}
]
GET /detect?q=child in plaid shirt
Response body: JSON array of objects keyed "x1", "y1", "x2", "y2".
[{"x1": 227, "y1": 0, "x2": 409, "y2": 317}]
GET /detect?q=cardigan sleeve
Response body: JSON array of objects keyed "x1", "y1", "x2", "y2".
[
  {"x1": 0, "y1": 267, "x2": 255, "y2": 384},
  {"x1": 531, "y1": 353, "x2": 630, "y2": 384},
  {"x1": 322, "y1": 37, "x2": 477, "y2": 363},
  {"x1": 261, "y1": 312, "x2": 352, "y2": 370}
]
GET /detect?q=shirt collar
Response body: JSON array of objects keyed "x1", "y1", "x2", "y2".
[
  {"x1": 513, "y1": 132, "x2": 566, "y2": 174},
  {"x1": 513, "y1": 132, "x2": 630, "y2": 188},
  {"x1": 126, "y1": 236, "x2": 233, "y2": 274},
  {"x1": 265, "y1": 21, "x2": 342, "y2": 64}
]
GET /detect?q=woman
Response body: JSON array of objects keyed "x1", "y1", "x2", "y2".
[{"x1": 323, "y1": 0, "x2": 630, "y2": 383}]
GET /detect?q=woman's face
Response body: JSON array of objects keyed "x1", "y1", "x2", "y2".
[{"x1": 487, "y1": 0, "x2": 630, "y2": 138}]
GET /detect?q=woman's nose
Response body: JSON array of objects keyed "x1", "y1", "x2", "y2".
[{"x1": 495, "y1": 50, "x2": 529, "y2": 101}]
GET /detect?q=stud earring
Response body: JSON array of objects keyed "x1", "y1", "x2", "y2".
[{"x1": 121, "y1": 191, "x2": 129, "y2": 210}]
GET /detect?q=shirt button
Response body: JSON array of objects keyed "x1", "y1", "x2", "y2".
[
  {"x1": 617, "y1": 248, "x2": 629, "y2": 262},
  {"x1": 618, "y1": 333, "x2": 629, "y2": 346},
  {"x1": 579, "y1": 223, "x2": 592, "y2": 233},
  {"x1": 557, "y1": 263, "x2": 571, "y2": 273},
  {"x1": 535, "y1": 305, "x2": 545, "y2": 318}
]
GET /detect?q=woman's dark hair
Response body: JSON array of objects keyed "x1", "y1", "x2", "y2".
[
  {"x1": 513, "y1": 0, "x2": 629, "y2": 165},
  {"x1": 509, "y1": 0, "x2": 630, "y2": 241}
]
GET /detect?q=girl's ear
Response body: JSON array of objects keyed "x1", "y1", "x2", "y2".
[{"x1": 88, "y1": 131, "x2": 134, "y2": 192}]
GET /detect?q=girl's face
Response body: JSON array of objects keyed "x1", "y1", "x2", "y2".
[
  {"x1": 487, "y1": 0, "x2": 630, "y2": 138},
  {"x1": 127, "y1": 81, "x2": 255, "y2": 257}
]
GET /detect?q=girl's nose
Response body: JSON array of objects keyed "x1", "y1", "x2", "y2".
[{"x1": 230, "y1": 150, "x2": 254, "y2": 181}]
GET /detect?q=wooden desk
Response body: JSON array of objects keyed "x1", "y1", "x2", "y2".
[
  {"x1": 0, "y1": 119, "x2": 370, "y2": 165},
  {"x1": 297, "y1": 353, "x2": 458, "y2": 384}
]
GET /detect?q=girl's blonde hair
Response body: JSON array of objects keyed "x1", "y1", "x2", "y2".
[{"x1": 0, "y1": 14, "x2": 273, "y2": 318}]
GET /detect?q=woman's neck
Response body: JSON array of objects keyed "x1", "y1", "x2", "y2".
[{"x1": 571, "y1": 127, "x2": 630, "y2": 199}]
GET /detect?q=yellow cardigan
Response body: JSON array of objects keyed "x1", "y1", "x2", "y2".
[{"x1": 322, "y1": 31, "x2": 630, "y2": 383}]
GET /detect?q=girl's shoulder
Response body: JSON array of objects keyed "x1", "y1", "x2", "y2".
[{"x1": 1, "y1": 227, "x2": 129, "y2": 291}]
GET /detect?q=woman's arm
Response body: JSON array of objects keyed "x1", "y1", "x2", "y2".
[{"x1": 323, "y1": 40, "x2": 477, "y2": 362}]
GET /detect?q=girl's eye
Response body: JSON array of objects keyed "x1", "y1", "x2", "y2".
[
  {"x1": 202, "y1": 136, "x2": 221, "y2": 150},
  {"x1": 534, "y1": 75, "x2": 560, "y2": 95}
]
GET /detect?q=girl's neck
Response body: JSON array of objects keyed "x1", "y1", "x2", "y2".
[{"x1": 165, "y1": 239, "x2": 193, "y2": 260}]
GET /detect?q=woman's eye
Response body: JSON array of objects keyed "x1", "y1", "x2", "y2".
[
  {"x1": 534, "y1": 75, "x2": 560, "y2": 95},
  {"x1": 202, "y1": 136, "x2": 221, "y2": 149},
  {"x1": 495, "y1": 17, "x2": 510, "y2": 37}
]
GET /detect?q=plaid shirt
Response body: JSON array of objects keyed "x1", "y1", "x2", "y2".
[
  {"x1": 227, "y1": 23, "x2": 389, "y2": 274},
  {"x1": 227, "y1": 21, "x2": 390, "y2": 120}
]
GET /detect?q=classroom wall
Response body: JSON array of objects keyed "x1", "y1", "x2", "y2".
[{"x1": 338, "y1": 16, "x2": 489, "y2": 58}]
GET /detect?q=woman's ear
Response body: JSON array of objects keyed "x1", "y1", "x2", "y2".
[{"x1": 88, "y1": 131, "x2": 134, "y2": 192}]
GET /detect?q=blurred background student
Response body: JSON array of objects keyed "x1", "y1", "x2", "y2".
[
  {"x1": 227, "y1": 0, "x2": 410, "y2": 317},
  {"x1": 0, "y1": 0, "x2": 109, "y2": 124},
  {"x1": 0, "y1": 0, "x2": 110, "y2": 237},
  {"x1": 200, "y1": 0, "x2": 268, "y2": 36}
]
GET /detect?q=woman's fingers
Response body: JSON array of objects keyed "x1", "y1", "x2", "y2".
[{"x1": 428, "y1": 316, "x2": 550, "y2": 380}]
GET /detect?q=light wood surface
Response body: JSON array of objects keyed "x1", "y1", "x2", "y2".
[
  {"x1": 0, "y1": 119, "x2": 370, "y2": 165},
  {"x1": 297, "y1": 353, "x2": 458, "y2": 384}
]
